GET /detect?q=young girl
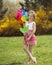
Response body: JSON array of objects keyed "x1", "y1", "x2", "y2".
[{"x1": 24, "y1": 10, "x2": 37, "y2": 64}]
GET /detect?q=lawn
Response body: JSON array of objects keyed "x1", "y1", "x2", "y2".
[{"x1": 0, "y1": 35, "x2": 52, "y2": 65}]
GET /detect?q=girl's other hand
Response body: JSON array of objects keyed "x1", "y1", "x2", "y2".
[
  {"x1": 24, "y1": 33, "x2": 27, "y2": 36},
  {"x1": 27, "y1": 36, "x2": 31, "y2": 41},
  {"x1": 24, "y1": 33, "x2": 26, "y2": 36}
]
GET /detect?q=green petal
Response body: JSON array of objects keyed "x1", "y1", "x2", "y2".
[{"x1": 20, "y1": 28, "x2": 25, "y2": 34}]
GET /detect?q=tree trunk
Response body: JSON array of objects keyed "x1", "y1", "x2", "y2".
[{"x1": 0, "y1": 0, "x2": 3, "y2": 10}]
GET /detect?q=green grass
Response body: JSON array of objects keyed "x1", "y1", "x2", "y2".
[{"x1": 0, "y1": 35, "x2": 52, "y2": 65}]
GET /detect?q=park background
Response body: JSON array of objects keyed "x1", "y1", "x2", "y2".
[
  {"x1": 0, "y1": 0, "x2": 52, "y2": 65},
  {"x1": 0, "y1": 0, "x2": 52, "y2": 36}
]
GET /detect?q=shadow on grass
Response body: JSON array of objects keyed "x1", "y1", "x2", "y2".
[{"x1": 0, "y1": 62, "x2": 23, "y2": 65}]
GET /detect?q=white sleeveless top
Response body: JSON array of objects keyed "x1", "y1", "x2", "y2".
[{"x1": 25, "y1": 21, "x2": 36, "y2": 30}]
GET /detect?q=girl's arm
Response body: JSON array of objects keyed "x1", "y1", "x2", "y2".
[
  {"x1": 32, "y1": 22, "x2": 36, "y2": 34},
  {"x1": 27, "y1": 22, "x2": 36, "y2": 40}
]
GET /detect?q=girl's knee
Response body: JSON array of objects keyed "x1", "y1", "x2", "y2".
[
  {"x1": 23, "y1": 45, "x2": 26, "y2": 50},
  {"x1": 35, "y1": 41, "x2": 37, "y2": 45}
]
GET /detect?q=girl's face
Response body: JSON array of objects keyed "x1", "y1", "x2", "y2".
[{"x1": 28, "y1": 12, "x2": 34, "y2": 21}]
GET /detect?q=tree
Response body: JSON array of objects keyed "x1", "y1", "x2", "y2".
[
  {"x1": 0, "y1": 0, "x2": 8, "y2": 20},
  {"x1": 19, "y1": 0, "x2": 52, "y2": 11},
  {"x1": 0, "y1": 0, "x2": 3, "y2": 10}
]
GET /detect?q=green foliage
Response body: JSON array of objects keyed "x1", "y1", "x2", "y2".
[
  {"x1": 0, "y1": 17, "x2": 21, "y2": 36},
  {"x1": 35, "y1": 9, "x2": 52, "y2": 34},
  {"x1": 20, "y1": 0, "x2": 52, "y2": 11},
  {"x1": 0, "y1": 0, "x2": 52, "y2": 35}
]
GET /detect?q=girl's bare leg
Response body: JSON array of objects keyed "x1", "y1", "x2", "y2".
[
  {"x1": 27, "y1": 45, "x2": 32, "y2": 64},
  {"x1": 24, "y1": 44, "x2": 36, "y2": 63},
  {"x1": 24, "y1": 45, "x2": 32, "y2": 59}
]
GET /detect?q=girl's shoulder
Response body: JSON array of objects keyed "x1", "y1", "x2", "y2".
[{"x1": 32, "y1": 21, "x2": 36, "y2": 25}]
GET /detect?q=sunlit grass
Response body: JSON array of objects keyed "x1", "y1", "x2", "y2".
[{"x1": 0, "y1": 35, "x2": 52, "y2": 65}]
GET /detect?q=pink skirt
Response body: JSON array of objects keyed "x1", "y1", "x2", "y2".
[{"x1": 24, "y1": 30, "x2": 37, "y2": 45}]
